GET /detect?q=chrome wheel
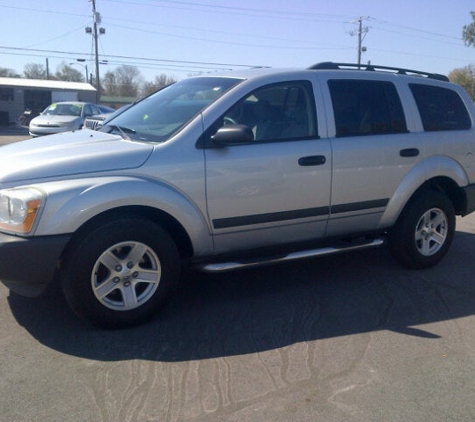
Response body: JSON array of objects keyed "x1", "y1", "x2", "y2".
[
  {"x1": 91, "y1": 241, "x2": 161, "y2": 311},
  {"x1": 415, "y1": 208, "x2": 448, "y2": 256}
]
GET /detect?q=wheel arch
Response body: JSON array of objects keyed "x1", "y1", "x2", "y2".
[
  {"x1": 60, "y1": 214, "x2": 182, "y2": 328},
  {"x1": 418, "y1": 177, "x2": 466, "y2": 215},
  {"x1": 380, "y1": 155, "x2": 469, "y2": 228},
  {"x1": 384, "y1": 176, "x2": 465, "y2": 229},
  {"x1": 34, "y1": 176, "x2": 214, "y2": 260},
  {"x1": 60, "y1": 205, "x2": 195, "y2": 265}
]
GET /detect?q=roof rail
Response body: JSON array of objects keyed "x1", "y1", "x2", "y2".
[{"x1": 308, "y1": 62, "x2": 449, "y2": 82}]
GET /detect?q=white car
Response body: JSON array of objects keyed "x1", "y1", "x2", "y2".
[{"x1": 29, "y1": 101, "x2": 102, "y2": 136}]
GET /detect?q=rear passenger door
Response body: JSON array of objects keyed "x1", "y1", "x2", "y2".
[{"x1": 324, "y1": 77, "x2": 422, "y2": 236}]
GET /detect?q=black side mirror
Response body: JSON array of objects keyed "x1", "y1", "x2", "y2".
[{"x1": 211, "y1": 124, "x2": 254, "y2": 146}]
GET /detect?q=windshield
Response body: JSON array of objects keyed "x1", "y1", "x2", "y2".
[
  {"x1": 43, "y1": 103, "x2": 83, "y2": 116},
  {"x1": 99, "y1": 77, "x2": 242, "y2": 142}
]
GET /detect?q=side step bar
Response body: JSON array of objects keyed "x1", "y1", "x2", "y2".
[{"x1": 196, "y1": 237, "x2": 385, "y2": 273}]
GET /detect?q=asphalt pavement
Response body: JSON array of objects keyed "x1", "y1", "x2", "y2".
[
  {"x1": 1, "y1": 129, "x2": 475, "y2": 421},
  {"x1": 0, "y1": 125, "x2": 31, "y2": 145}
]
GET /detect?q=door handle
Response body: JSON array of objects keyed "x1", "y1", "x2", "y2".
[
  {"x1": 400, "y1": 148, "x2": 419, "y2": 157},
  {"x1": 298, "y1": 155, "x2": 326, "y2": 166}
]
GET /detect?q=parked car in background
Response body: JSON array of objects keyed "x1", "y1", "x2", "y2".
[
  {"x1": 83, "y1": 104, "x2": 133, "y2": 130},
  {"x1": 98, "y1": 105, "x2": 115, "y2": 114},
  {"x1": 29, "y1": 101, "x2": 102, "y2": 136}
]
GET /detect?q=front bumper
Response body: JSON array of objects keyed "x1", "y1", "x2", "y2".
[
  {"x1": 29, "y1": 127, "x2": 71, "y2": 137},
  {"x1": 0, "y1": 232, "x2": 71, "y2": 297}
]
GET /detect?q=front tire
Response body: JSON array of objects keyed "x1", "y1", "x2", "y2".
[
  {"x1": 61, "y1": 218, "x2": 180, "y2": 329},
  {"x1": 389, "y1": 191, "x2": 455, "y2": 269}
]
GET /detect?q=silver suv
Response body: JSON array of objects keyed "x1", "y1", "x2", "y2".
[{"x1": 1, "y1": 62, "x2": 475, "y2": 329}]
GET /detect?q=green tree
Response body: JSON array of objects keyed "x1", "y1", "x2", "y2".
[
  {"x1": 448, "y1": 65, "x2": 475, "y2": 100},
  {"x1": 463, "y1": 11, "x2": 475, "y2": 47}
]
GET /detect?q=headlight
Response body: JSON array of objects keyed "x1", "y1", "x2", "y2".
[{"x1": 0, "y1": 188, "x2": 44, "y2": 234}]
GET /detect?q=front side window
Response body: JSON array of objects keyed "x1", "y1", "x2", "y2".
[
  {"x1": 210, "y1": 80, "x2": 317, "y2": 144},
  {"x1": 329, "y1": 79, "x2": 407, "y2": 137},
  {"x1": 84, "y1": 104, "x2": 93, "y2": 116},
  {"x1": 409, "y1": 83, "x2": 471, "y2": 131},
  {"x1": 100, "y1": 77, "x2": 242, "y2": 142},
  {"x1": 88, "y1": 104, "x2": 100, "y2": 116}
]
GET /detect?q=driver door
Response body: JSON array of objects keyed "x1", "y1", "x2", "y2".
[{"x1": 203, "y1": 80, "x2": 332, "y2": 253}]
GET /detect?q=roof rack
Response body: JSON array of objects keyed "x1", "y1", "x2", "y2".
[{"x1": 308, "y1": 62, "x2": 449, "y2": 82}]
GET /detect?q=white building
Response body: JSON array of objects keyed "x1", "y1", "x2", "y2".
[{"x1": 0, "y1": 77, "x2": 96, "y2": 126}]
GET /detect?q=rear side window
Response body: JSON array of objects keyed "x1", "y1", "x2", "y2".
[
  {"x1": 328, "y1": 80, "x2": 407, "y2": 137},
  {"x1": 409, "y1": 84, "x2": 471, "y2": 131}
]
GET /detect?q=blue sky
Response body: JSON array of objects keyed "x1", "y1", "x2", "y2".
[{"x1": 1, "y1": 0, "x2": 475, "y2": 82}]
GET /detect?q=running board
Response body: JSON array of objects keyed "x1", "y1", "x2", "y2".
[{"x1": 196, "y1": 237, "x2": 385, "y2": 273}]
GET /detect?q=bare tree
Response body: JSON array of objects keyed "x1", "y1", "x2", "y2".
[
  {"x1": 55, "y1": 62, "x2": 85, "y2": 82},
  {"x1": 102, "y1": 70, "x2": 119, "y2": 96},
  {"x1": 0, "y1": 67, "x2": 20, "y2": 78},
  {"x1": 23, "y1": 63, "x2": 47, "y2": 79},
  {"x1": 141, "y1": 74, "x2": 177, "y2": 97},
  {"x1": 115, "y1": 65, "x2": 143, "y2": 97},
  {"x1": 101, "y1": 65, "x2": 143, "y2": 97}
]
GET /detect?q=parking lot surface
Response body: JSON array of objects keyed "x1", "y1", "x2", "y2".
[
  {"x1": 0, "y1": 126, "x2": 31, "y2": 145},
  {"x1": 1, "y1": 129, "x2": 475, "y2": 421}
]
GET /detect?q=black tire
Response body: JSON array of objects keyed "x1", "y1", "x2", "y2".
[
  {"x1": 61, "y1": 218, "x2": 180, "y2": 329},
  {"x1": 389, "y1": 190, "x2": 455, "y2": 269}
]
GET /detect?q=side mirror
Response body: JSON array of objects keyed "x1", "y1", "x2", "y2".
[{"x1": 211, "y1": 124, "x2": 254, "y2": 146}]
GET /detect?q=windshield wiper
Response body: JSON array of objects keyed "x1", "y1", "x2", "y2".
[{"x1": 104, "y1": 124, "x2": 136, "y2": 141}]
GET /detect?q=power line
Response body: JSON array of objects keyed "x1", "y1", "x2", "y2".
[
  {"x1": 102, "y1": 0, "x2": 355, "y2": 22},
  {"x1": 370, "y1": 17, "x2": 461, "y2": 41},
  {"x1": 106, "y1": 22, "x2": 352, "y2": 51},
  {"x1": 0, "y1": 45, "x2": 264, "y2": 69},
  {"x1": 104, "y1": 17, "x2": 341, "y2": 49}
]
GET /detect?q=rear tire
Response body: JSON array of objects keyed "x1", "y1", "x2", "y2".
[
  {"x1": 61, "y1": 218, "x2": 180, "y2": 329},
  {"x1": 389, "y1": 191, "x2": 455, "y2": 269}
]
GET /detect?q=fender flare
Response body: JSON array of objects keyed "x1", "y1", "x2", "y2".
[
  {"x1": 379, "y1": 155, "x2": 469, "y2": 227},
  {"x1": 35, "y1": 176, "x2": 213, "y2": 256}
]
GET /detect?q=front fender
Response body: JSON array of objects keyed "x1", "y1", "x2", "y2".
[
  {"x1": 34, "y1": 176, "x2": 213, "y2": 256},
  {"x1": 379, "y1": 155, "x2": 469, "y2": 227}
]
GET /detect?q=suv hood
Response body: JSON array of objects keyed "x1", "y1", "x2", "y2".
[{"x1": 0, "y1": 130, "x2": 154, "y2": 183}]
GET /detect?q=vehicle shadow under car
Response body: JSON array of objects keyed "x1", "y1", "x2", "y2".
[{"x1": 7, "y1": 230, "x2": 475, "y2": 362}]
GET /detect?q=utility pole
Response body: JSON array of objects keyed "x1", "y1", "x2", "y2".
[
  {"x1": 92, "y1": 0, "x2": 100, "y2": 102},
  {"x1": 350, "y1": 16, "x2": 369, "y2": 67},
  {"x1": 86, "y1": 0, "x2": 105, "y2": 103}
]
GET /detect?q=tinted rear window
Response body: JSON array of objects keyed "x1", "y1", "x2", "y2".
[
  {"x1": 328, "y1": 79, "x2": 407, "y2": 137},
  {"x1": 409, "y1": 83, "x2": 471, "y2": 131}
]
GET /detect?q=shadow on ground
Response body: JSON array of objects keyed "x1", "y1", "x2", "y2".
[{"x1": 7, "y1": 231, "x2": 475, "y2": 362}]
